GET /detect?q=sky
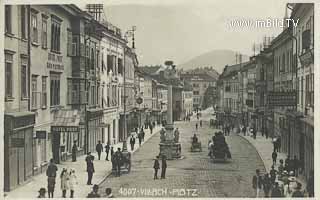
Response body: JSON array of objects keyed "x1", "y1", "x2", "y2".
[{"x1": 76, "y1": 0, "x2": 291, "y2": 66}]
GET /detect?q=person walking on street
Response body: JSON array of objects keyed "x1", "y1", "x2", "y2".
[
  {"x1": 200, "y1": 120, "x2": 202, "y2": 127},
  {"x1": 114, "y1": 148, "x2": 123, "y2": 177},
  {"x1": 271, "y1": 182, "x2": 283, "y2": 197},
  {"x1": 69, "y1": 169, "x2": 77, "y2": 198},
  {"x1": 96, "y1": 141, "x2": 103, "y2": 160},
  {"x1": 60, "y1": 168, "x2": 69, "y2": 198},
  {"x1": 153, "y1": 156, "x2": 160, "y2": 180},
  {"x1": 262, "y1": 173, "x2": 271, "y2": 197},
  {"x1": 307, "y1": 170, "x2": 314, "y2": 197},
  {"x1": 270, "y1": 165, "x2": 277, "y2": 184},
  {"x1": 252, "y1": 169, "x2": 262, "y2": 197},
  {"x1": 85, "y1": 152, "x2": 95, "y2": 185},
  {"x1": 161, "y1": 156, "x2": 167, "y2": 179},
  {"x1": 272, "y1": 151, "x2": 278, "y2": 165},
  {"x1": 72, "y1": 141, "x2": 77, "y2": 162},
  {"x1": 140, "y1": 127, "x2": 145, "y2": 142},
  {"x1": 138, "y1": 132, "x2": 142, "y2": 146},
  {"x1": 149, "y1": 123, "x2": 153, "y2": 134},
  {"x1": 278, "y1": 159, "x2": 284, "y2": 175},
  {"x1": 252, "y1": 127, "x2": 257, "y2": 139},
  {"x1": 195, "y1": 123, "x2": 198, "y2": 130},
  {"x1": 46, "y1": 159, "x2": 58, "y2": 198},
  {"x1": 105, "y1": 142, "x2": 110, "y2": 161},
  {"x1": 130, "y1": 135, "x2": 135, "y2": 151},
  {"x1": 110, "y1": 147, "x2": 114, "y2": 158},
  {"x1": 243, "y1": 126, "x2": 247, "y2": 136}
]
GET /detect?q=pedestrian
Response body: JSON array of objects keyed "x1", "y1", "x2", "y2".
[
  {"x1": 152, "y1": 121, "x2": 156, "y2": 128},
  {"x1": 110, "y1": 147, "x2": 114, "y2": 158},
  {"x1": 270, "y1": 165, "x2": 277, "y2": 184},
  {"x1": 46, "y1": 159, "x2": 58, "y2": 198},
  {"x1": 306, "y1": 170, "x2": 314, "y2": 197},
  {"x1": 138, "y1": 132, "x2": 142, "y2": 146},
  {"x1": 195, "y1": 123, "x2": 198, "y2": 130},
  {"x1": 105, "y1": 188, "x2": 114, "y2": 198},
  {"x1": 114, "y1": 148, "x2": 123, "y2": 177},
  {"x1": 262, "y1": 173, "x2": 271, "y2": 197},
  {"x1": 130, "y1": 135, "x2": 135, "y2": 151},
  {"x1": 87, "y1": 184, "x2": 101, "y2": 198},
  {"x1": 161, "y1": 156, "x2": 167, "y2": 179},
  {"x1": 252, "y1": 127, "x2": 257, "y2": 139},
  {"x1": 291, "y1": 182, "x2": 304, "y2": 197},
  {"x1": 272, "y1": 150, "x2": 277, "y2": 165},
  {"x1": 38, "y1": 188, "x2": 46, "y2": 198},
  {"x1": 200, "y1": 120, "x2": 202, "y2": 127},
  {"x1": 60, "y1": 168, "x2": 69, "y2": 198},
  {"x1": 96, "y1": 140, "x2": 103, "y2": 160},
  {"x1": 276, "y1": 137, "x2": 281, "y2": 152},
  {"x1": 278, "y1": 159, "x2": 284, "y2": 175},
  {"x1": 252, "y1": 169, "x2": 262, "y2": 197},
  {"x1": 153, "y1": 156, "x2": 160, "y2": 180},
  {"x1": 243, "y1": 126, "x2": 247, "y2": 136},
  {"x1": 105, "y1": 142, "x2": 110, "y2": 161},
  {"x1": 69, "y1": 169, "x2": 77, "y2": 198},
  {"x1": 85, "y1": 152, "x2": 95, "y2": 185},
  {"x1": 293, "y1": 155, "x2": 300, "y2": 177},
  {"x1": 271, "y1": 182, "x2": 283, "y2": 197},
  {"x1": 149, "y1": 123, "x2": 153, "y2": 134},
  {"x1": 72, "y1": 141, "x2": 77, "y2": 162}
]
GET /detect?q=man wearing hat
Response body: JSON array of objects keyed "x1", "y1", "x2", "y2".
[
  {"x1": 87, "y1": 184, "x2": 101, "y2": 198},
  {"x1": 153, "y1": 156, "x2": 160, "y2": 180}
]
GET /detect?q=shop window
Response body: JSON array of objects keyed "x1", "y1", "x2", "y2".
[{"x1": 21, "y1": 65, "x2": 28, "y2": 98}]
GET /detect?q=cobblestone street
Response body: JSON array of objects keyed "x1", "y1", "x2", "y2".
[{"x1": 99, "y1": 110, "x2": 266, "y2": 198}]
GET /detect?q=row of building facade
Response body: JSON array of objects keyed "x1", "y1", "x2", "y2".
[
  {"x1": 217, "y1": 3, "x2": 314, "y2": 181},
  {"x1": 3, "y1": 4, "x2": 195, "y2": 192}
]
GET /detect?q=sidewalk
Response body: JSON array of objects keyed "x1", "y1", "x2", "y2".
[
  {"x1": 4, "y1": 125, "x2": 161, "y2": 198},
  {"x1": 239, "y1": 133, "x2": 307, "y2": 191}
]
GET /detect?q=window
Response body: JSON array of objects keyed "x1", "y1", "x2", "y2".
[
  {"x1": 90, "y1": 48, "x2": 94, "y2": 70},
  {"x1": 42, "y1": 18, "x2": 47, "y2": 48},
  {"x1": 50, "y1": 73, "x2": 60, "y2": 106},
  {"x1": 42, "y1": 76, "x2": 47, "y2": 108},
  {"x1": 21, "y1": 65, "x2": 28, "y2": 98},
  {"x1": 21, "y1": 6, "x2": 26, "y2": 39},
  {"x1": 5, "y1": 5, "x2": 12, "y2": 34},
  {"x1": 51, "y1": 17, "x2": 61, "y2": 52},
  {"x1": 193, "y1": 91, "x2": 199, "y2": 95},
  {"x1": 118, "y1": 58, "x2": 123, "y2": 75},
  {"x1": 31, "y1": 12, "x2": 38, "y2": 43},
  {"x1": 107, "y1": 55, "x2": 113, "y2": 73},
  {"x1": 32, "y1": 75, "x2": 38, "y2": 109},
  {"x1": 5, "y1": 53, "x2": 13, "y2": 98}
]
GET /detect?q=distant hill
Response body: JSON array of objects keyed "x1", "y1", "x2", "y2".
[{"x1": 178, "y1": 50, "x2": 249, "y2": 74}]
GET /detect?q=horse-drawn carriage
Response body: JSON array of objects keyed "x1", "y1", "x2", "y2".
[
  {"x1": 190, "y1": 134, "x2": 202, "y2": 152},
  {"x1": 111, "y1": 151, "x2": 131, "y2": 174},
  {"x1": 209, "y1": 131, "x2": 231, "y2": 162}
]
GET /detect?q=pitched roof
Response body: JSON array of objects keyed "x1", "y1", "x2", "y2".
[{"x1": 139, "y1": 66, "x2": 162, "y2": 75}]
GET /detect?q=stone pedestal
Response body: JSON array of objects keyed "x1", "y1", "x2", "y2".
[{"x1": 159, "y1": 81, "x2": 181, "y2": 159}]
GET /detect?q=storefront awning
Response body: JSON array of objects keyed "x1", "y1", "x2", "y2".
[{"x1": 51, "y1": 109, "x2": 80, "y2": 132}]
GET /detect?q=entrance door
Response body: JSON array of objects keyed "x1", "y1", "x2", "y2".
[{"x1": 52, "y1": 132, "x2": 60, "y2": 164}]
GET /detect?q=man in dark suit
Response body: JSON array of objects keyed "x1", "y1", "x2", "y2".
[
  {"x1": 252, "y1": 169, "x2": 263, "y2": 197},
  {"x1": 153, "y1": 156, "x2": 160, "y2": 180},
  {"x1": 96, "y1": 140, "x2": 103, "y2": 160},
  {"x1": 86, "y1": 152, "x2": 95, "y2": 185},
  {"x1": 161, "y1": 156, "x2": 167, "y2": 179},
  {"x1": 105, "y1": 142, "x2": 110, "y2": 161},
  {"x1": 130, "y1": 135, "x2": 135, "y2": 151},
  {"x1": 114, "y1": 148, "x2": 123, "y2": 177}
]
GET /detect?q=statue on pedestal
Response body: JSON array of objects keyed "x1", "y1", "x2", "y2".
[{"x1": 160, "y1": 128, "x2": 166, "y2": 143}]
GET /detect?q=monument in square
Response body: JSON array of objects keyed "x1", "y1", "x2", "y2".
[{"x1": 159, "y1": 61, "x2": 182, "y2": 159}]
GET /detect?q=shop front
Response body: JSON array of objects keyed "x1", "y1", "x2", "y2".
[
  {"x1": 87, "y1": 108, "x2": 104, "y2": 153},
  {"x1": 51, "y1": 110, "x2": 81, "y2": 164},
  {"x1": 4, "y1": 112, "x2": 35, "y2": 191}
]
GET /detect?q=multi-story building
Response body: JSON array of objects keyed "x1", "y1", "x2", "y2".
[
  {"x1": 157, "y1": 83, "x2": 168, "y2": 123},
  {"x1": 182, "y1": 84, "x2": 193, "y2": 120},
  {"x1": 291, "y1": 3, "x2": 314, "y2": 180},
  {"x1": 180, "y1": 73, "x2": 217, "y2": 111}
]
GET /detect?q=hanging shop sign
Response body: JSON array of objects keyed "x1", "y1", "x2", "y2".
[
  {"x1": 36, "y1": 131, "x2": 47, "y2": 139},
  {"x1": 267, "y1": 92, "x2": 296, "y2": 106},
  {"x1": 51, "y1": 126, "x2": 79, "y2": 132}
]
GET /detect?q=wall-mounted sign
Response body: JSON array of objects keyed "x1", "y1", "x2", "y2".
[
  {"x1": 51, "y1": 126, "x2": 79, "y2": 132},
  {"x1": 36, "y1": 131, "x2": 47, "y2": 139},
  {"x1": 267, "y1": 92, "x2": 296, "y2": 106},
  {"x1": 11, "y1": 138, "x2": 24, "y2": 148},
  {"x1": 136, "y1": 97, "x2": 143, "y2": 105}
]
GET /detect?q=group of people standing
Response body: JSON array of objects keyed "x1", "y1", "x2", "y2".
[{"x1": 153, "y1": 156, "x2": 167, "y2": 180}]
